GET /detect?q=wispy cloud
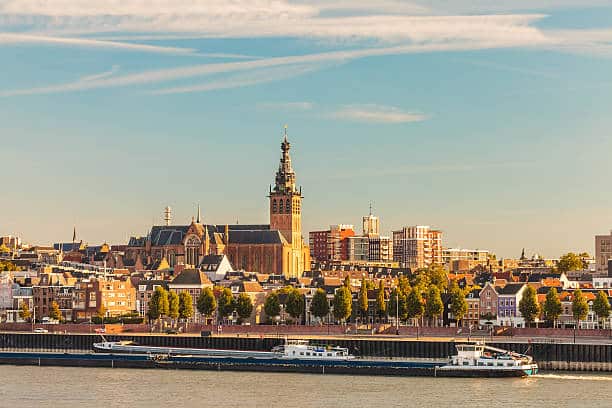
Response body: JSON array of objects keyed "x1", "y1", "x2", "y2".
[
  {"x1": 79, "y1": 65, "x2": 120, "y2": 82},
  {"x1": 0, "y1": 40, "x2": 544, "y2": 97},
  {"x1": 330, "y1": 104, "x2": 428, "y2": 124},
  {"x1": 257, "y1": 101, "x2": 315, "y2": 111},
  {"x1": 0, "y1": 32, "x2": 199, "y2": 55},
  {"x1": 150, "y1": 63, "x2": 323, "y2": 95}
]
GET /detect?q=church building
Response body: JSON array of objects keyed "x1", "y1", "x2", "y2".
[{"x1": 125, "y1": 129, "x2": 310, "y2": 278}]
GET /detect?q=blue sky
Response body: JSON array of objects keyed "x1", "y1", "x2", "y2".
[{"x1": 1, "y1": 0, "x2": 612, "y2": 258}]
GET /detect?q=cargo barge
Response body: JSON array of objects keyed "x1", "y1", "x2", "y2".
[{"x1": 0, "y1": 340, "x2": 537, "y2": 377}]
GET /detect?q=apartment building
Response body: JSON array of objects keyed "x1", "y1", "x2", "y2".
[
  {"x1": 595, "y1": 231, "x2": 612, "y2": 276},
  {"x1": 393, "y1": 226, "x2": 443, "y2": 269}
]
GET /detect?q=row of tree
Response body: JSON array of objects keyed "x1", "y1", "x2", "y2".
[{"x1": 519, "y1": 286, "x2": 611, "y2": 327}]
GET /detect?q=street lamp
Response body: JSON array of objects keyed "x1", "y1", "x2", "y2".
[{"x1": 395, "y1": 289, "x2": 399, "y2": 336}]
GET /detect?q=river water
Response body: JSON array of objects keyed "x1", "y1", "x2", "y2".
[{"x1": 0, "y1": 366, "x2": 610, "y2": 408}]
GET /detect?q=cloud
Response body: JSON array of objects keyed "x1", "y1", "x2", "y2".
[
  {"x1": 0, "y1": 40, "x2": 547, "y2": 97},
  {"x1": 257, "y1": 101, "x2": 315, "y2": 111},
  {"x1": 330, "y1": 104, "x2": 428, "y2": 123},
  {"x1": 150, "y1": 63, "x2": 324, "y2": 95},
  {"x1": 79, "y1": 65, "x2": 120, "y2": 82},
  {"x1": 0, "y1": 32, "x2": 199, "y2": 55}
]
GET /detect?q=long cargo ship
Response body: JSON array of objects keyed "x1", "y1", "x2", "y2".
[{"x1": 87, "y1": 339, "x2": 537, "y2": 377}]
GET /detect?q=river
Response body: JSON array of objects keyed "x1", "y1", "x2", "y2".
[{"x1": 0, "y1": 366, "x2": 610, "y2": 408}]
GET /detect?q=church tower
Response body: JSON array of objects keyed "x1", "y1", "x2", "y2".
[{"x1": 269, "y1": 126, "x2": 302, "y2": 245}]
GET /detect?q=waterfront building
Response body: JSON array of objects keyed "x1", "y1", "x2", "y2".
[
  {"x1": 496, "y1": 283, "x2": 527, "y2": 328},
  {"x1": 5, "y1": 285, "x2": 33, "y2": 323},
  {"x1": 136, "y1": 280, "x2": 168, "y2": 318},
  {"x1": 595, "y1": 230, "x2": 612, "y2": 276},
  {"x1": 393, "y1": 226, "x2": 443, "y2": 269},
  {"x1": 168, "y1": 269, "x2": 213, "y2": 322},
  {"x1": 124, "y1": 131, "x2": 309, "y2": 278},
  {"x1": 32, "y1": 273, "x2": 76, "y2": 321},
  {"x1": 72, "y1": 277, "x2": 136, "y2": 320},
  {"x1": 479, "y1": 283, "x2": 499, "y2": 323}
]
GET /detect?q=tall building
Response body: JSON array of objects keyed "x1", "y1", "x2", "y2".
[
  {"x1": 309, "y1": 224, "x2": 355, "y2": 261},
  {"x1": 595, "y1": 231, "x2": 612, "y2": 276},
  {"x1": 368, "y1": 236, "x2": 393, "y2": 262},
  {"x1": 346, "y1": 236, "x2": 369, "y2": 262},
  {"x1": 393, "y1": 226, "x2": 443, "y2": 269},
  {"x1": 124, "y1": 128, "x2": 309, "y2": 278},
  {"x1": 362, "y1": 211, "x2": 380, "y2": 237}
]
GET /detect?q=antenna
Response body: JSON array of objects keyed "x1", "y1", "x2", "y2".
[{"x1": 164, "y1": 206, "x2": 172, "y2": 226}]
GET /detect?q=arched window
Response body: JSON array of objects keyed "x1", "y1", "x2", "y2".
[
  {"x1": 272, "y1": 199, "x2": 277, "y2": 213},
  {"x1": 185, "y1": 236, "x2": 201, "y2": 266},
  {"x1": 279, "y1": 199, "x2": 284, "y2": 213},
  {"x1": 285, "y1": 199, "x2": 291, "y2": 213}
]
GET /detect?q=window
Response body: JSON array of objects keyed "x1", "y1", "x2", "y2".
[
  {"x1": 272, "y1": 199, "x2": 277, "y2": 213},
  {"x1": 285, "y1": 200, "x2": 291, "y2": 213}
]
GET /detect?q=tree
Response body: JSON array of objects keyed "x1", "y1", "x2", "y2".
[
  {"x1": 178, "y1": 292, "x2": 194, "y2": 321},
  {"x1": 235, "y1": 293, "x2": 254, "y2": 323},
  {"x1": 332, "y1": 286, "x2": 352, "y2": 323},
  {"x1": 343, "y1": 275, "x2": 351, "y2": 288},
  {"x1": 425, "y1": 265, "x2": 448, "y2": 292},
  {"x1": 424, "y1": 286, "x2": 443, "y2": 326},
  {"x1": 358, "y1": 277, "x2": 369, "y2": 320},
  {"x1": 197, "y1": 287, "x2": 217, "y2": 323},
  {"x1": 543, "y1": 288, "x2": 562, "y2": 327},
  {"x1": 449, "y1": 285, "x2": 468, "y2": 326},
  {"x1": 388, "y1": 287, "x2": 407, "y2": 321},
  {"x1": 217, "y1": 287, "x2": 236, "y2": 321},
  {"x1": 96, "y1": 305, "x2": 107, "y2": 319},
  {"x1": 571, "y1": 289, "x2": 589, "y2": 325},
  {"x1": 264, "y1": 291, "x2": 281, "y2": 321},
  {"x1": 148, "y1": 287, "x2": 169, "y2": 325},
  {"x1": 310, "y1": 288, "x2": 330, "y2": 322},
  {"x1": 557, "y1": 253, "x2": 585, "y2": 273},
  {"x1": 593, "y1": 290, "x2": 611, "y2": 328},
  {"x1": 285, "y1": 288, "x2": 305, "y2": 322},
  {"x1": 376, "y1": 280, "x2": 387, "y2": 319},
  {"x1": 406, "y1": 287, "x2": 424, "y2": 324},
  {"x1": 168, "y1": 291, "x2": 179, "y2": 321},
  {"x1": 19, "y1": 301, "x2": 31, "y2": 322},
  {"x1": 518, "y1": 285, "x2": 540, "y2": 327},
  {"x1": 49, "y1": 301, "x2": 62, "y2": 322}
]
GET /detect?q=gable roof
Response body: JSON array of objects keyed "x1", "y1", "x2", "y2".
[
  {"x1": 170, "y1": 269, "x2": 212, "y2": 286},
  {"x1": 149, "y1": 225, "x2": 190, "y2": 246},
  {"x1": 497, "y1": 283, "x2": 525, "y2": 295}
]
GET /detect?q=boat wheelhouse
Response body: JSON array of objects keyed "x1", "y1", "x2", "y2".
[{"x1": 272, "y1": 340, "x2": 354, "y2": 361}]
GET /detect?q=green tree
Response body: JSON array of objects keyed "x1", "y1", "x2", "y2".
[
  {"x1": 49, "y1": 301, "x2": 62, "y2": 321},
  {"x1": 543, "y1": 288, "x2": 563, "y2": 327},
  {"x1": 424, "y1": 285, "x2": 443, "y2": 326},
  {"x1": 197, "y1": 287, "x2": 217, "y2": 323},
  {"x1": 406, "y1": 287, "x2": 424, "y2": 323},
  {"x1": 96, "y1": 305, "x2": 107, "y2": 319},
  {"x1": 148, "y1": 286, "x2": 169, "y2": 323},
  {"x1": 19, "y1": 301, "x2": 31, "y2": 322},
  {"x1": 264, "y1": 291, "x2": 281, "y2": 321},
  {"x1": 358, "y1": 277, "x2": 369, "y2": 320},
  {"x1": 168, "y1": 291, "x2": 179, "y2": 320},
  {"x1": 376, "y1": 280, "x2": 387, "y2": 319},
  {"x1": 310, "y1": 288, "x2": 330, "y2": 322},
  {"x1": 217, "y1": 287, "x2": 236, "y2": 321},
  {"x1": 388, "y1": 287, "x2": 408, "y2": 321},
  {"x1": 343, "y1": 275, "x2": 351, "y2": 288},
  {"x1": 285, "y1": 288, "x2": 305, "y2": 322},
  {"x1": 593, "y1": 290, "x2": 611, "y2": 328},
  {"x1": 557, "y1": 253, "x2": 585, "y2": 273},
  {"x1": 333, "y1": 286, "x2": 353, "y2": 323},
  {"x1": 178, "y1": 292, "x2": 194, "y2": 321},
  {"x1": 571, "y1": 289, "x2": 589, "y2": 325},
  {"x1": 449, "y1": 284, "x2": 468, "y2": 326},
  {"x1": 235, "y1": 293, "x2": 254, "y2": 323},
  {"x1": 519, "y1": 285, "x2": 540, "y2": 326}
]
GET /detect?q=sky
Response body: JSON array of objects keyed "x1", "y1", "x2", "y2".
[{"x1": 1, "y1": 0, "x2": 612, "y2": 258}]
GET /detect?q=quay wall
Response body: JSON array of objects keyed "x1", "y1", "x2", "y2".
[{"x1": 0, "y1": 333, "x2": 610, "y2": 371}]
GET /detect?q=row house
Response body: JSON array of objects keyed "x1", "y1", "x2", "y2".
[
  {"x1": 136, "y1": 280, "x2": 169, "y2": 318},
  {"x1": 33, "y1": 273, "x2": 77, "y2": 321},
  {"x1": 5, "y1": 285, "x2": 33, "y2": 323},
  {"x1": 496, "y1": 283, "x2": 527, "y2": 328},
  {"x1": 167, "y1": 269, "x2": 213, "y2": 322}
]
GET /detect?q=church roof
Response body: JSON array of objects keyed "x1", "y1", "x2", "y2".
[
  {"x1": 228, "y1": 230, "x2": 288, "y2": 245},
  {"x1": 149, "y1": 225, "x2": 190, "y2": 246}
]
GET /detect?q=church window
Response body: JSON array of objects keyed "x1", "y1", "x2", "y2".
[
  {"x1": 279, "y1": 199, "x2": 284, "y2": 213},
  {"x1": 241, "y1": 255, "x2": 248, "y2": 270},
  {"x1": 285, "y1": 199, "x2": 291, "y2": 213},
  {"x1": 185, "y1": 236, "x2": 201, "y2": 267},
  {"x1": 272, "y1": 199, "x2": 277, "y2": 213}
]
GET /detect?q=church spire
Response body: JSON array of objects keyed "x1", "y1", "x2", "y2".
[
  {"x1": 197, "y1": 204, "x2": 201, "y2": 223},
  {"x1": 274, "y1": 125, "x2": 296, "y2": 193}
]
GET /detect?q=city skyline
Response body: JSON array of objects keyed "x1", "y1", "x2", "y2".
[{"x1": 2, "y1": 1, "x2": 612, "y2": 257}]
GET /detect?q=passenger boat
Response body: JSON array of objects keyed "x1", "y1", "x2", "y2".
[{"x1": 437, "y1": 342, "x2": 539, "y2": 377}]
